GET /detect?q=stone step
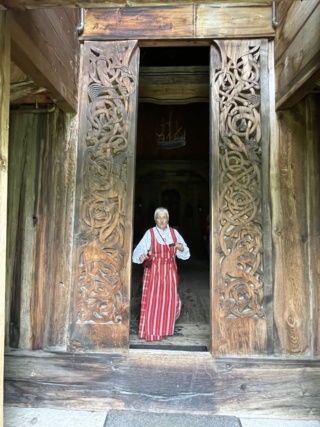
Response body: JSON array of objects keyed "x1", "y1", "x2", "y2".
[{"x1": 104, "y1": 410, "x2": 241, "y2": 427}]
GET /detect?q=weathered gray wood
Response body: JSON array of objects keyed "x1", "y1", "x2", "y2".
[
  {"x1": 275, "y1": 0, "x2": 320, "y2": 64},
  {"x1": 260, "y1": 39, "x2": 273, "y2": 354},
  {"x1": 4, "y1": 350, "x2": 320, "y2": 419},
  {"x1": 35, "y1": 111, "x2": 78, "y2": 349},
  {"x1": 7, "y1": 113, "x2": 40, "y2": 349},
  {"x1": 10, "y1": 80, "x2": 46, "y2": 101},
  {"x1": 305, "y1": 95, "x2": 320, "y2": 357},
  {"x1": 0, "y1": 10, "x2": 10, "y2": 427},
  {"x1": 275, "y1": 2, "x2": 320, "y2": 109},
  {"x1": 271, "y1": 97, "x2": 317, "y2": 356},
  {"x1": 9, "y1": 9, "x2": 79, "y2": 112},
  {"x1": 83, "y1": 5, "x2": 274, "y2": 40},
  {"x1": 7, "y1": 111, "x2": 78, "y2": 350}
]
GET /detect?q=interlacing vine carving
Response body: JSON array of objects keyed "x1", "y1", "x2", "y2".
[
  {"x1": 214, "y1": 44, "x2": 264, "y2": 318},
  {"x1": 76, "y1": 43, "x2": 136, "y2": 324}
]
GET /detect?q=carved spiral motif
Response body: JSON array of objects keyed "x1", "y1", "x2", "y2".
[
  {"x1": 76, "y1": 44, "x2": 136, "y2": 324},
  {"x1": 215, "y1": 45, "x2": 264, "y2": 318}
]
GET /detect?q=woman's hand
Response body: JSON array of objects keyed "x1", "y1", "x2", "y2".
[
  {"x1": 139, "y1": 253, "x2": 149, "y2": 262},
  {"x1": 175, "y1": 243, "x2": 184, "y2": 252}
]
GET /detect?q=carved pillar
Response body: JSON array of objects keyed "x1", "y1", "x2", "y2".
[
  {"x1": 69, "y1": 41, "x2": 139, "y2": 351},
  {"x1": 210, "y1": 39, "x2": 272, "y2": 356}
]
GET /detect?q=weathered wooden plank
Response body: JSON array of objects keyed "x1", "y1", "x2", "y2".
[
  {"x1": 139, "y1": 66, "x2": 209, "y2": 103},
  {"x1": 0, "y1": 1, "x2": 273, "y2": 10},
  {"x1": 0, "y1": 10, "x2": 10, "y2": 427},
  {"x1": 83, "y1": 7, "x2": 194, "y2": 40},
  {"x1": 9, "y1": 9, "x2": 78, "y2": 112},
  {"x1": 196, "y1": 4, "x2": 273, "y2": 38},
  {"x1": 83, "y1": 5, "x2": 274, "y2": 40},
  {"x1": 10, "y1": 80, "x2": 46, "y2": 101},
  {"x1": 42, "y1": 8, "x2": 78, "y2": 64},
  {"x1": 304, "y1": 95, "x2": 320, "y2": 356},
  {"x1": 6, "y1": 113, "x2": 41, "y2": 349},
  {"x1": 36, "y1": 111, "x2": 77, "y2": 349},
  {"x1": 275, "y1": 0, "x2": 320, "y2": 64},
  {"x1": 275, "y1": 3, "x2": 320, "y2": 109},
  {"x1": 271, "y1": 101, "x2": 312, "y2": 356},
  {"x1": 7, "y1": 111, "x2": 78, "y2": 350},
  {"x1": 4, "y1": 350, "x2": 320, "y2": 418}
]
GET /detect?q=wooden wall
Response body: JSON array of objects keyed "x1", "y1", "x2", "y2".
[
  {"x1": 6, "y1": 110, "x2": 78, "y2": 350},
  {"x1": 275, "y1": 0, "x2": 320, "y2": 109},
  {"x1": 272, "y1": 94, "x2": 320, "y2": 357}
]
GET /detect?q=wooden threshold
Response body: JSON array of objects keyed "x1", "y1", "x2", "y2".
[{"x1": 4, "y1": 349, "x2": 320, "y2": 419}]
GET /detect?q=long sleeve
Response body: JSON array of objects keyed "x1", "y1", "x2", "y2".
[
  {"x1": 132, "y1": 230, "x2": 151, "y2": 264},
  {"x1": 174, "y1": 229, "x2": 190, "y2": 260}
]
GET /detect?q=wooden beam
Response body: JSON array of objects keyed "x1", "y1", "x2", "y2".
[
  {"x1": 83, "y1": 5, "x2": 274, "y2": 40},
  {"x1": 4, "y1": 350, "x2": 320, "y2": 419},
  {"x1": 0, "y1": 10, "x2": 10, "y2": 427},
  {"x1": 0, "y1": 1, "x2": 273, "y2": 10},
  {"x1": 139, "y1": 66, "x2": 209, "y2": 104},
  {"x1": 9, "y1": 9, "x2": 78, "y2": 113},
  {"x1": 10, "y1": 80, "x2": 47, "y2": 102},
  {"x1": 275, "y1": 2, "x2": 320, "y2": 109}
]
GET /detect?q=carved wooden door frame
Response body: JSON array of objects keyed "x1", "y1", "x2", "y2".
[
  {"x1": 69, "y1": 38, "x2": 272, "y2": 356},
  {"x1": 69, "y1": 40, "x2": 139, "y2": 352},
  {"x1": 210, "y1": 39, "x2": 272, "y2": 356}
]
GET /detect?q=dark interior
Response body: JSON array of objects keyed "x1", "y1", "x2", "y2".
[
  {"x1": 134, "y1": 46, "x2": 211, "y2": 259},
  {"x1": 131, "y1": 47, "x2": 211, "y2": 348}
]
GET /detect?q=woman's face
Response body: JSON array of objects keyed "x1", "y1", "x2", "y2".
[{"x1": 155, "y1": 212, "x2": 169, "y2": 230}]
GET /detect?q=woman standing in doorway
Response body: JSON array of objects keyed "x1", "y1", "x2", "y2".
[{"x1": 132, "y1": 207, "x2": 190, "y2": 341}]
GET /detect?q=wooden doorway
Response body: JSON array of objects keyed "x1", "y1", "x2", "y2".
[
  {"x1": 130, "y1": 46, "x2": 211, "y2": 350},
  {"x1": 70, "y1": 38, "x2": 271, "y2": 356},
  {"x1": 130, "y1": 46, "x2": 210, "y2": 351}
]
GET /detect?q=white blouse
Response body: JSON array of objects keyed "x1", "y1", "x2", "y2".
[{"x1": 132, "y1": 226, "x2": 191, "y2": 264}]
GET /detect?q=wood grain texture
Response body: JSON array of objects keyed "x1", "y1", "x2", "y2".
[
  {"x1": 210, "y1": 39, "x2": 270, "y2": 356},
  {"x1": 83, "y1": 5, "x2": 274, "y2": 40},
  {"x1": 0, "y1": 1, "x2": 273, "y2": 10},
  {"x1": 7, "y1": 113, "x2": 41, "y2": 349},
  {"x1": 0, "y1": 11, "x2": 10, "y2": 427},
  {"x1": 10, "y1": 80, "x2": 46, "y2": 101},
  {"x1": 271, "y1": 99, "x2": 315, "y2": 356},
  {"x1": 304, "y1": 95, "x2": 320, "y2": 356},
  {"x1": 7, "y1": 111, "x2": 78, "y2": 350},
  {"x1": 33, "y1": 111, "x2": 78, "y2": 349},
  {"x1": 4, "y1": 350, "x2": 320, "y2": 419},
  {"x1": 9, "y1": 9, "x2": 79, "y2": 112},
  {"x1": 196, "y1": 4, "x2": 273, "y2": 38},
  {"x1": 275, "y1": 0, "x2": 320, "y2": 64},
  {"x1": 275, "y1": 2, "x2": 320, "y2": 109},
  {"x1": 69, "y1": 40, "x2": 139, "y2": 352}
]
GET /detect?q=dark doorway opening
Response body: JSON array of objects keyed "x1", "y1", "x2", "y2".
[{"x1": 130, "y1": 46, "x2": 210, "y2": 350}]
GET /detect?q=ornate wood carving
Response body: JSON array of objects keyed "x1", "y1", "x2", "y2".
[
  {"x1": 75, "y1": 42, "x2": 137, "y2": 325},
  {"x1": 213, "y1": 41, "x2": 264, "y2": 319}
]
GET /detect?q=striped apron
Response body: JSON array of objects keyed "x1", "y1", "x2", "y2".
[{"x1": 138, "y1": 227, "x2": 181, "y2": 341}]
